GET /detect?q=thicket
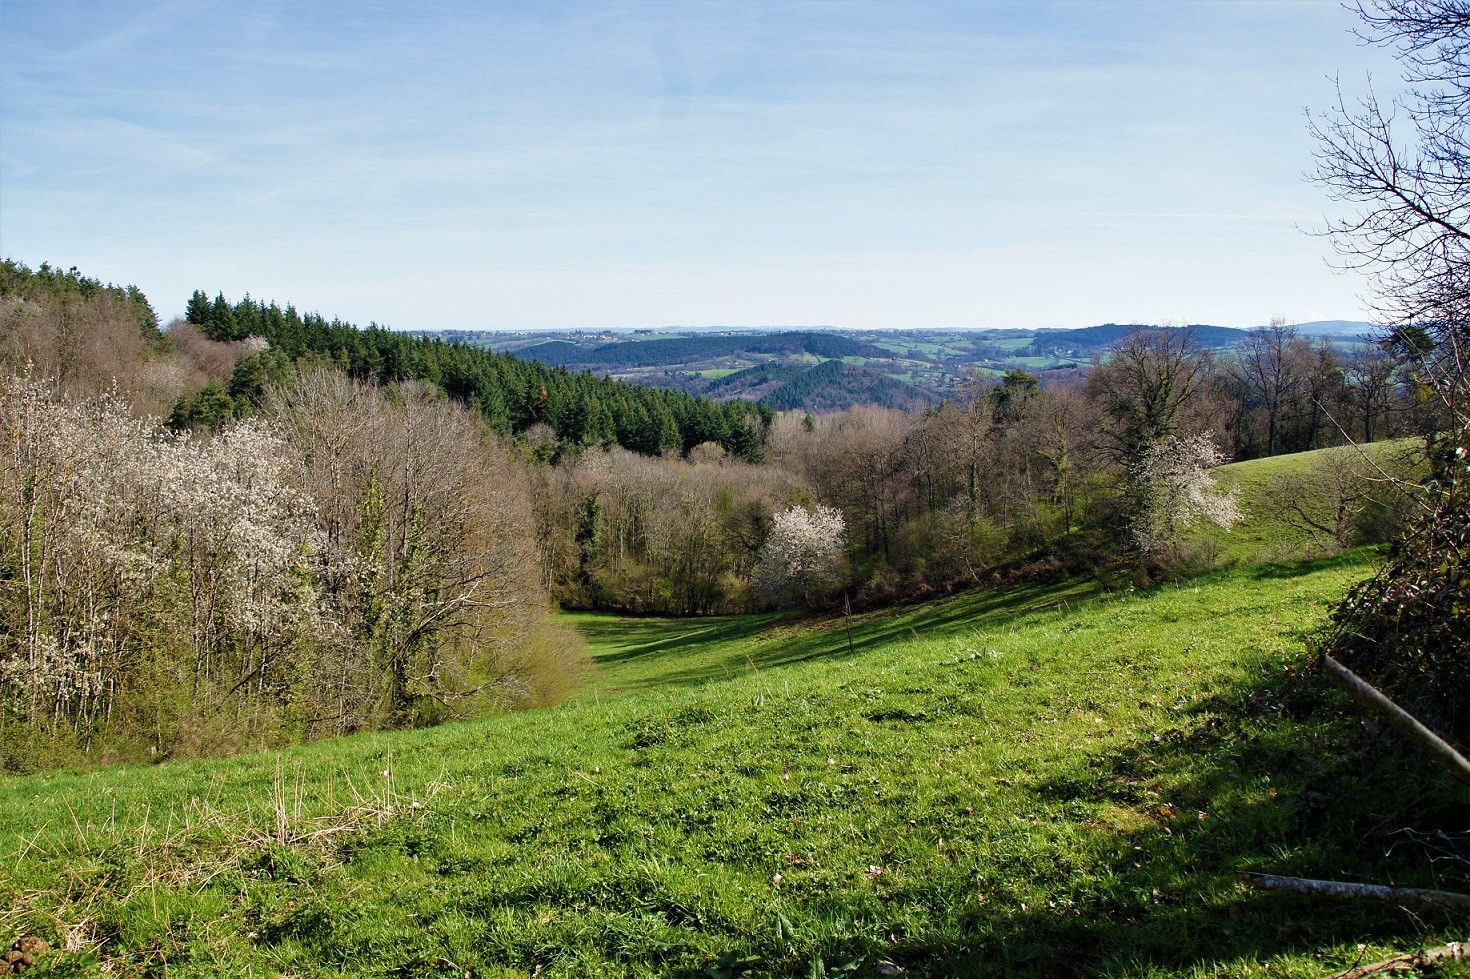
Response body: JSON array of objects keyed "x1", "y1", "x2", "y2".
[
  {"x1": 530, "y1": 445, "x2": 808, "y2": 615},
  {"x1": 1312, "y1": 0, "x2": 1470, "y2": 740},
  {"x1": 1323, "y1": 457, "x2": 1468, "y2": 738},
  {"x1": 0, "y1": 372, "x2": 582, "y2": 772},
  {"x1": 0, "y1": 269, "x2": 585, "y2": 770}
]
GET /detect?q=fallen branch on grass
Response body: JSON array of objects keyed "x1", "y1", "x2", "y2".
[
  {"x1": 1246, "y1": 873, "x2": 1470, "y2": 912},
  {"x1": 1327, "y1": 941, "x2": 1467, "y2": 978},
  {"x1": 1321, "y1": 656, "x2": 1470, "y2": 788}
]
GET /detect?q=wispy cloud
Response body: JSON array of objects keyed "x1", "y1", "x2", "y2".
[{"x1": 0, "y1": 0, "x2": 1403, "y2": 327}]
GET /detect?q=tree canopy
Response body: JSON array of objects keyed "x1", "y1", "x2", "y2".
[{"x1": 183, "y1": 290, "x2": 770, "y2": 461}]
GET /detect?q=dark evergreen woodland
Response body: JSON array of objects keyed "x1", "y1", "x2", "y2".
[{"x1": 183, "y1": 291, "x2": 771, "y2": 460}]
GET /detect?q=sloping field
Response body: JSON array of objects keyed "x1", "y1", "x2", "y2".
[
  {"x1": 1198, "y1": 440, "x2": 1424, "y2": 565},
  {"x1": 3, "y1": 547, "x2": 1465, "y2": 977}
]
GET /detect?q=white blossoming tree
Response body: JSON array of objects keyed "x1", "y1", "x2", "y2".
[
  {"x1": 1129, "y1": 433, "x2": 1242, "y2": 560},
  {"x1": 754, "y1": 504, "x2": 847, "y2": 607},
  {"x1": 0, "y1": 373, "x2": 327, "y2": 759},
  {"x1": 0, "y1": 369, "x2": 580, "y2": 767}
]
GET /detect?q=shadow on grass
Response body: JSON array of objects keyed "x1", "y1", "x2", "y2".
[
  {"x1": 576, "y1": 552, "x2": 1371, "y2": 697},
  {"x1": 574, "y1": 611, "x2": 786, "y2": 664},
  {"x1": 1238, "y1": 547, "x2": 1384, "y2": 583},
  {"x1": 886, "y1": 664, "x2": 1468, "y2": 977},
  {"x1": 573, "y1": 575, "x2": 1107, "y2": 694}
]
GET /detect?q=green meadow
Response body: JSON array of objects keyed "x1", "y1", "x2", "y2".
[
  {"x1": 1192, "y1": 440, "x2": 1424, "y2": 565},
  {"x1": 1, "y1": 447, "x2": 1464, "y2": 977}
]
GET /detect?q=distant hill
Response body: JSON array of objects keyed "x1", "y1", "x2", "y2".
[
  {"x1": 706, "y1": 363, "x2": 809, "y2": 400},
  {"x1": 1026, "y1": 323, "x2": 1248, "y2": 356},
  {"x1": 759, "y1": 361, "x2": 923, "y2": 412},
  {"x1": 1294, "y1": 320, "x2": 1378, "y2": 337},
  {"x1": 518, "y1": 331, "x2": 880, "y2": 369},
  {"x1": 516, "y1": 339, "x2": 594, "y2": 363},
  {"x1": 485, "y1": 322, "x2": 1371, "y2": 414}
]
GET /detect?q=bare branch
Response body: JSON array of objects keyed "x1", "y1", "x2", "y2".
[
  {"x1": 1247, "y1": 872, "x2": 1470, "y2": 911},
  {"x1": 1328, "y1": 940, "x2": 1468, "y2": 979},
  {"x1": 1322, "y1": 655, "x2": 1470, "y2": 786}
]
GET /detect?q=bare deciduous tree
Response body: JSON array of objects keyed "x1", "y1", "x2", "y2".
[
  {"x1": 1088, "y1": 327, "x2": 1212, "y2": 472},
  {"x1": 1231, "y1": 319, "x2": 1312, "y2": 457},
  {"x1": 1312, "y1": 0, "x2": 1470, "y2": 442},
  {"x1": 1313, "y1": 0, "x2": 1470, "y2": 740}
]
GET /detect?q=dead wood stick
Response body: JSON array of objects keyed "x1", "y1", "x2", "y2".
[
  {"x1": 1321, "y1": 656, "x2": 1470, "y2": 788},
  {"x1": 1247, "y1": 873, "x2": 1470, "y2": 911},
  {"x1": 1328, "y1": 941, "x2": 1467, "y2": 979}
]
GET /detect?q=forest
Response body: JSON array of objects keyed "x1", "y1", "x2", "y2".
[
  {"x1": 0, "y1": 256, "x2": 1440, "y2": 771},
  {"x1": 518, "y1": 329, "x2": 879, "y2": 369}
]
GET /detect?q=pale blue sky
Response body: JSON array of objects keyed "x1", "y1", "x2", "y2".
[{"x1": 0, "y1": 1, "x2": 1399, "y2": 329}]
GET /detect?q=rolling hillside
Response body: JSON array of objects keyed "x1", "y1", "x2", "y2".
[
  {"x1": 1024, "y1": 324, "x2": 1248, "y2": 357},
  {"x1": 4, "y1": 539, "x2": 1464, "y2": 976},
  {"x1": 524, "y1": 332, "x2": 882, "y2": 368},
  {"x1": 1, "y1": 441, "x2": 1458, "y2": 977},
  {"x1": 1192, "y1": 439, "x2": 1425, "y2": 564},
  {"x1": 485, "y1": 327, "x2": 1116, "y2": 410}
]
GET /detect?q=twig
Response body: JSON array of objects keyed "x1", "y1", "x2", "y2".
[
  {"x1": 1247, "y1": 873, "x2": 1470, "y2": 911},
  {"x1": 1328, "y1": 941, "x2": 1467, "y2": 978},
  {"x1": 844, "y1": 590, "x2": 855, "y2": 656},
  {"x1": 1322, "y1": 656, "x2": 1470, "y2": 787}
]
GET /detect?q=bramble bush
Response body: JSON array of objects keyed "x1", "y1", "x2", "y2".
[{"x1": 1320, "y1": 443, "x2": 1469, "y2": 739}]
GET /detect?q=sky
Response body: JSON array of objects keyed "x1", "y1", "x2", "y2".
[{"x1": 0, "y1": 1, "x2": 1404, "y2": 331}]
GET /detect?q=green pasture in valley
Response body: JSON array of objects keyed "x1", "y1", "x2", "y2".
[{"x1": 3, "y1": 543, "x2": 1466, "y2": 977}]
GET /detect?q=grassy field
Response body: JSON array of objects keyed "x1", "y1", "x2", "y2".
[
  {"x1": 3, "y1": 544, "x2": 1467, "y2": 977},
  {"x1": 1192, "y1": 440, "x2": 1424, "y2": 565}
]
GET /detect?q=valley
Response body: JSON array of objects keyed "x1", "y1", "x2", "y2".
[
  {"x1": 0, "y1": 449, "x2": 1462, "y2": 977},
  {"x1": 417, "y1": 323, "x2": 1376, "y2": 413}
]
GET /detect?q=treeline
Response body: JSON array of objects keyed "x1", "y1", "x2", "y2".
[
  {"x1": 531, "y1": 445, "x2": 809, "y2": 615},
  {"x1": 1025, "y1": 319, "x2": 1437, "y2": 463},
  {"x1": 0, "y1": 259, "x2": 174, "y2": 414},
  {"x1": 534, "y1": 323, "x2": 1433, "y2": 614},
  {"x1": 180, "y1": 290, "x2": 770, "y2": 460},
  {"x1": 0, "y1": 259, "x2": 158, "y2": 336},
  {"x1": 0, "y1": 265, "x2": 584, "y2": 771},
  {"x1": 1214, "y1": 320, "x2": 1430, "y2": 459}
]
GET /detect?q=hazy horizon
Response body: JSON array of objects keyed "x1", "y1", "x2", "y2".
[{"x1": 2, "y1": 2, "x2": 1401, "y2": 330}]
